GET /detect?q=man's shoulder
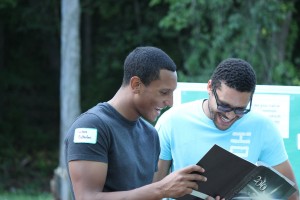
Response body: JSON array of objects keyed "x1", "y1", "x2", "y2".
[
  {"x1": 245, "y1": 110, "x2": 274, "y2": 122},
  {"x1": 157, "y1": 99, "x2": 203, "y2": 124},
  {"x1": 240, "y1": 110, "x2": 277, "y2": 131},
  {"x1": 170, "y1": 99, "x2": 202, "y2": 111}
]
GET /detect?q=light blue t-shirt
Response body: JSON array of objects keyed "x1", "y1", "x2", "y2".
[{"x1": 155, "y1": 99, "x2": 288, "y2": 173}]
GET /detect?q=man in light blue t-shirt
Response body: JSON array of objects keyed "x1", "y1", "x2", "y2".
[{"x1": 154, "y1": 58, "x2": 299, "y2": 200}]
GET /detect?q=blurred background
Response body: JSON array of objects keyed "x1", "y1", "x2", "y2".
[{"x1": 0, "y1": 0, "x2": 300, "y2": 199}]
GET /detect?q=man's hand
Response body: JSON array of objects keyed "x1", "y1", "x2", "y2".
[{"x1": 157, "y1": 165, "x2": 207, "y2": 198}]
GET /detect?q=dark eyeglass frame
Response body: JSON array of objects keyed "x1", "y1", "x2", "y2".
[{"x1": 212, "y1": 88, "x2": 252, "y2": 115}]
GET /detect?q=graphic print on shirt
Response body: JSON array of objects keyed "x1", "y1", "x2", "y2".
[{"x1": 229, "y1": 132, "x2": 251, "y2": 158}]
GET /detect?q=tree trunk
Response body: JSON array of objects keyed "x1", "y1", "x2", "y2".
[
  {"x1": 83, "y1": 11, "x2": 92, "y2": 69},
  {"x1": 277, "y1": 11, "x2": 292, "y2": 62},
  {"x1": 52, "y1": 0, "x2": 81, "y2": 199},
  {"x1": 0, "y1": 20, "x2": 4, "y2": 68}
]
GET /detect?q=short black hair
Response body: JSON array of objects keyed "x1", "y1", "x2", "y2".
[
  {"x1": 211, "y1": 58, "x2": 256, "y2": 93},
  {"x1": 122, "y1": 46, "x2": 176, "y2": 86}
]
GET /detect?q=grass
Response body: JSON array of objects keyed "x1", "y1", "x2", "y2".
[{"x1": 0, "y1": 192, "x2": 53, "y2": 200}]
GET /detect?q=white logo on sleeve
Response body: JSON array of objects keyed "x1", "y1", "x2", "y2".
[{"x1": 74, "y1": 128, "x2": 97, "y2": 144}]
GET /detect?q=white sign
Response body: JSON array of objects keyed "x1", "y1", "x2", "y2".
[{"x1": 252, "y1": 94, "x2": 290, "y2": 138}]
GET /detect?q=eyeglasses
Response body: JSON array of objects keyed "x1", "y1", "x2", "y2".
[{"x1": 212, "y1": 89, "x2": 252, "y2": 115}]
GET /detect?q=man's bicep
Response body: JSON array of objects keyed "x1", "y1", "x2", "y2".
[
  {"x1": 153, "y1": 159, "x2": 172, "y2": 182},
  {"x1": 69, "y1": 160, "x2": 108, "y2": 198},
  {"x1": 273, "y1": 160, "x2": 299, "y2": 200},
  {"x1": 273, "y1": 160, "x2": 296, "y2": 182}
]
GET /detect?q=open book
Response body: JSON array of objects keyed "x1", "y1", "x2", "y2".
[{"x1": 177, "y1": 144, "x2": 297, "y2": 200}]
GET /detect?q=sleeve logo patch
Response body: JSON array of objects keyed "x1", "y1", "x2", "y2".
[{"x1": 74, "y1": 128, "x2": 97, "y2": 144}]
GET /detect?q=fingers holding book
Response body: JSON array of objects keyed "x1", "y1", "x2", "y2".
[{"x1": 157, "y1": 165, "x2": 208, "y2": 198}]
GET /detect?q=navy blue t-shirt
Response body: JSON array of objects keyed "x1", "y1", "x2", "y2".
[{"x1": 65, "y1": 102, "x2": 160, "y2": 197}]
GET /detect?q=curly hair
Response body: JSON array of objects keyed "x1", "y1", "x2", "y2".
[
  {"x1": 122, "y1": 46, "x2": 176, "y2": 86},
  {"x1": 211, "y1": 58, "x2": 256, "y2": 93}
]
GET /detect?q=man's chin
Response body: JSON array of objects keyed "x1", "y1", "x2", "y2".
[
  {"x1": 214, "y1": 115, "x2": 234, "y2": 130},
  {"x1": 142, "y1": 115, "x2": 157, "y2": 123},
  {"x1": 214, "y1": 121, "x2": 230, "y2": 131}
]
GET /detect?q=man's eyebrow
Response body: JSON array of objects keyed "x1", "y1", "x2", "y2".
[
  {"x1": 217, "y1": 97, "x2": 231, "y2": 106},
  {"x1": 218, "y1": 98, "x2": 247, "y2": 109},
  {"x1": 160, "y1": 88, "x2": 173, "y2": 92}
]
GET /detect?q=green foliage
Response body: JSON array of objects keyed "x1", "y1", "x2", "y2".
[
  {"x1": 0, "y1": 148, "x2": 58, "y2": 192},
  {"x1": 0, "y1": 192, "x2": 52, "y2": 200},
  {"x1": 80, "y1": 0, "x2": 181, "y2": 109},
  {"x1": 273, "y1": 61, "x2": 300, "y2": 85},
  {"x1": 0, "y1": 0, "x2": 17, "y2": 9},
  {"x1": 0, "y1": 0, "x2": 60, "y2": 194},
  {"x1": 1, "y1": 0, "x2": 300, "y2": 196},
  {"x1": 150, "y1": 0, "x2": 299, "y2": 85}
]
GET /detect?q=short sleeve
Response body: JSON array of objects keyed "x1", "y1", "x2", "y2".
[
  {"x1": 65, "y1": 113, "x2": 110, "y2": 163},
  {"x1": 259, "y1": 117, "x2": 288, "y2": 166}
]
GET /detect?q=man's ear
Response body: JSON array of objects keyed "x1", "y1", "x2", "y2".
[
  {"x1": 207, "y1": 79, "x2": 213, "y2": 95},
  {"x1": 130, "y1": 76, "x2": 141, "y2": 94}
]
